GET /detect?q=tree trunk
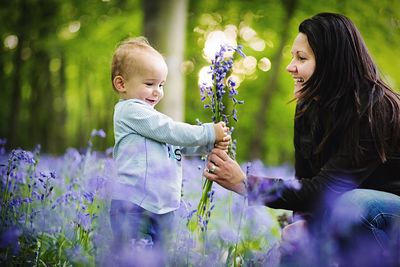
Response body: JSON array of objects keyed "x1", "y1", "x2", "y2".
[
  {"x1": 142, "y1": 0, "x2": 188, "y2": 121},
  {"x1": 28, "y1": 50, "x2": 52, "y2": 152},
  {"x1": 7, "y1": 1, "x2": 29, "y2": 150},
  {"x1": 50, "y1": 52, "x2": 67, "y2": 153},
  {"x1": 249, "y1": 0, "x2": 298, "y2": 160}
]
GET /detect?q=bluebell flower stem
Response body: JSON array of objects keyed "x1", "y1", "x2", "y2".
[
  {"x1": 195, "y1": 44, "x2": 245, "y2": 233},
  {"x1": 197, "y1": 179, "x2": 213, "y2": 218}
]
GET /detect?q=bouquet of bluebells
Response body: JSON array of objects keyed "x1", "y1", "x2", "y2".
[{"x1": 193, "y1": 45, "x2": 245, "y2": 233}]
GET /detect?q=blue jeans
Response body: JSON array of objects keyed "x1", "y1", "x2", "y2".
[
  {"x1": 109, "y1": 200, "x2": 175, "y2": 250},
  {"x1": 325, "y1": 189, "x2": 400, "y2": 266}
]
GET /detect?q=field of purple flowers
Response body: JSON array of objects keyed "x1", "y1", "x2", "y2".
[{"x1": 0, "y1": 131, "x2": 295, "y2": 266}]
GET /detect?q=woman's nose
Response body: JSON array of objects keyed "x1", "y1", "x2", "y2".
[{"x1": 286, "y1": 60, "x2": 296, "y2": 73}]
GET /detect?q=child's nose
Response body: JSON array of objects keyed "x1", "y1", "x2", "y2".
[{"x1": 153, "y1": 88, "x2": 162, "y2": 96}]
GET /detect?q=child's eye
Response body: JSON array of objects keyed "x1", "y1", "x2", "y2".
[{"x1": 145, "y1": 83, "x2": 153, "y2": 86}]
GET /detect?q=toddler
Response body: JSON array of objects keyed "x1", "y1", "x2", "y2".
[{"x1": 110, "y1": 37, "x2": 230, "y2": 251}]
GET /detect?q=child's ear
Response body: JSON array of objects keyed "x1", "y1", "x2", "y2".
[{"x1": 113, "y1": 76, "x2": 125, "y2": 93}]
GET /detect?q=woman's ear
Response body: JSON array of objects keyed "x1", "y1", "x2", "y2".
[{"x1": 113, "y1": 76, "x2": 125, "y2": 93}]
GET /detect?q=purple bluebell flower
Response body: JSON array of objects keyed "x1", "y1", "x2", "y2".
[
  {"x1": 0, "y1": 226, "x2": 22, "y2": 254},
  {"x1": 199, "y1": 44, "x2": 245, "y2": 125},
  {"x1": 195, "y1": 44, "x2": 246, "y2": 233},
  {"x1": 90, "y1": 129, "x2": 106, "y2": 138},
  {"x1": 83, "y1": 191, "x2": 94, "y2": 203},
  {"x1": 9, "y1": 149, "x2": 36, "y2": 166}
]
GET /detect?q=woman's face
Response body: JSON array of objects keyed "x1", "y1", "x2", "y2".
[{"x1": 286, "y1": 33, "x2": 316, "y2": 98}]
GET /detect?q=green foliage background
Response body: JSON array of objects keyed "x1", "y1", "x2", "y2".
[{"x1": 1, "y1": 0, "x2": 399, "y2": 165}]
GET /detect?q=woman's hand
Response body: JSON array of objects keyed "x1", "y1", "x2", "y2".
[{"x1": 203, "y1": 148, "x2": 247, "y2": 195}]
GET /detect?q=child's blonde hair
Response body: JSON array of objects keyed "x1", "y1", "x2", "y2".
[{"x1": 110, "y1": 36, "x2": 158, "y2": 91}]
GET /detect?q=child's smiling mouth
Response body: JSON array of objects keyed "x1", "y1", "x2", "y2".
[{"x1": 146, "y1": 98, "x2": 157, "y2": 105}]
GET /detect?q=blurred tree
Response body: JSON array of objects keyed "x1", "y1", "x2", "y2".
[
  {"x1": 0, "y1": 0, "x2": 143, "y2": 153},
  {"x1": 143, "y1": 0, "x2": 189, "y2": 121},
  {"x1": 183, "y1": 0, "x2": 400, "y2": 165},
  {"x1": 0, "y1": 0, "x2": 399, "y2": 164},
  {"x1": 1, "y1": 1, "x2": 27, "y2": 150},
  {"x1": 1, "y1": 0, "x2": 64, "y2": 152},
  {"x1": 248, "y1": 0, "x2": 298, "y2": 161}
]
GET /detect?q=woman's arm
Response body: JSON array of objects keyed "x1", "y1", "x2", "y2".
[{"x1": 204, "y1": 147, "x2": 382, "y2": 212}]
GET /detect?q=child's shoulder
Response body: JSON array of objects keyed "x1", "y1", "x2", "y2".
[
  {"x1": 116, "y1": 99, "x2": 149, "y2": 109},
  {"x1": 115, "y1": 99, "x2": 155, "y2": 119}
]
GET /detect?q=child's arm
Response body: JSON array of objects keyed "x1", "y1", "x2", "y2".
[
  {"x1": 180, "y1": 134, "x2": 230, "y2": 156},
  {"x1": 116, "y1": 100, "x2": 216, "y2": 147},
  {"x1": 180, "y1": 122, "x2": 230, "y2": 155}
]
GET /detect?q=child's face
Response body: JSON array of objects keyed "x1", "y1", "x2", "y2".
[{"x1": 123, "y1": 51, "x2": 168, "y2": 107}]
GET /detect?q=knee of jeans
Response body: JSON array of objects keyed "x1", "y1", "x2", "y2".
[
  {"x1": 329, "y1": 190, "x2": 400, "y2": 233},
  {"x1": 327, "y1": 191, "x2": 368, "y2": 233},
  {"x1": 372, "y1": 213, "x2": 400, "y2": 234}
]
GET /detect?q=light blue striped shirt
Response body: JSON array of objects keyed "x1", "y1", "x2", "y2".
[{"x1": 113, "y1": 99, "x2": 216, "y2": 214}]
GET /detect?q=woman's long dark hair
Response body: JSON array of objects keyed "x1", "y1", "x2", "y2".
[{"x1": 296, "y1": 12, "x2": 400, "y2": 163}]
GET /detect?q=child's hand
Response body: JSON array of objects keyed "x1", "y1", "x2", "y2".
[
  {"x1": 214, "y1": 122, "x2": 229, "y2": 142},
  {"x1": 215, "y1": 134, "x2": 231, "y2": 152}
]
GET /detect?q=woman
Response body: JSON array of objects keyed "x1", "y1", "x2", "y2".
[{"x1": 204, "y1": 13, "x2": 400, "y2": 266}]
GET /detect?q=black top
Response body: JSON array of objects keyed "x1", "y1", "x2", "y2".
[{"x1": 253, "y1": 104, "x2": 400, "y2": 213}]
